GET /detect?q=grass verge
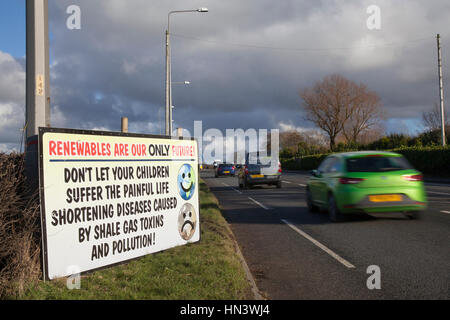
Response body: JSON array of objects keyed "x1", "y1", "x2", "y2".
[{"x1": 19, "y1": 179, "x2": 252, "y2": 300}]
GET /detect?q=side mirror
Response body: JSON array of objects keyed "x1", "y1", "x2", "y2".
[{"x1": 310, "y1": 170, "x2": 318, "y2": 177}]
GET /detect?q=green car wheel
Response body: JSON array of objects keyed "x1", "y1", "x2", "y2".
[
  {"x1": 404, "y1": 211, "x2": 423, "y2": 220},
  {"x1": 328, "y1": 194, "x2": 343, "y2": 222},
  {"x1": 306, "y1": 188, "x2": 319, "y2": 213}
]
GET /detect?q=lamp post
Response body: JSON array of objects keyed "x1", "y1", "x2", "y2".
[{"x1": 165, "y1": 8, "x2": 208, "y2": 136}]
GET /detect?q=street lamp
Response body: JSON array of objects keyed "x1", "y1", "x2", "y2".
[{"x1": 165, "y1": 8, "x2": 208, "y2": 136}]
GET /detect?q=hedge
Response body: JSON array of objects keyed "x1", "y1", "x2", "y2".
[
  {"x1": 393, "y1": 146, "x2": 450, "y2": 176},
  {"x1": 281, "y1": 146, "x2": 450, "y2": 176},
  {"x1": 281, "y1": 154, "x2": 327, "y2": 171}
]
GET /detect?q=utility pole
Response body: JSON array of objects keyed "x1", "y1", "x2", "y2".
[
  {"x1": 25, "y1": 0, "x2": 50, "y2": 188},
  {"x1": 437, "y1": 34, "x2": 446, "y2": 146},
  {"x1": 165, "y1": 29, "x2": 171, "y2": 136}
]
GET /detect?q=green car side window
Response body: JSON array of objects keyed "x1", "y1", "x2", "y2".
[
  {"x1": 318, "y1": 157, "x2": 334, "y2": 173},
  {"x1": 327, "y1": 157, "x2": 342, "y2": 173},
  {"x1": 317, "y1": 157, "x2": 341, "y2": 173}
]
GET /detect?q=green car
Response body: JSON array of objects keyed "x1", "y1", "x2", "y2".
[{"x1": 306, "y1": 151, "x2": 427, "y2": 222}]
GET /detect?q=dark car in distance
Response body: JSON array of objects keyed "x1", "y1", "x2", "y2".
[{"x1": 215, "y1": 163, "x2": 236, "y2": 177}]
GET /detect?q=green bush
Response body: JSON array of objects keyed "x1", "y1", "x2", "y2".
[
  {"x1": 367, "y1": 133, "x2": 412, "y2": 150},
  {"x1": 280, "y1": 158, "x2": 298, "y2": 170},
  {"x1": 281, "y1": 146, "x2": 450, "y2": 176},
  {"x1": 392, "y1": 146, "x2": 450, "y2": 176},
  {"x1": 281, "y1": 154, "x2": 328, "y2": 171},
  {"x1": 414, "y1": 129, "x2": 449, "y2": 146},
  {"x1": 280, "y1": 148, "x2": 295, "y2": 159}
]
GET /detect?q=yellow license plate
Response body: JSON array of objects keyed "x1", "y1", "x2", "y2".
[
  {"x1": 251, "y1": 174, "x2": 264, "y2": 178},
  {"x1": 369, "y1": 195, "x2": 402, "y2": 202},
  {"x1": 224, "y1": 171, "x2": 230, "y2": 174}
]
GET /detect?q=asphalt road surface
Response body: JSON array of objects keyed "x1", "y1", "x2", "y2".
[{"x1": 202, "y1": 170, "x2": 450, "y2": 300}]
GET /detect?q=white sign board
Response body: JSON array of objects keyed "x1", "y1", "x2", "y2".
[{"x1": 38, "y1": 128, "x2": 200, "y2": 280}]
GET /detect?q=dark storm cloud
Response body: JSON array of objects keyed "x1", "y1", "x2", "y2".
[
  {"x1": 46, "y1": 0, "x2": 450, "y2": 135},
  {"x1": 2, "y1": 0, "x2": 450, "y2": 151}
]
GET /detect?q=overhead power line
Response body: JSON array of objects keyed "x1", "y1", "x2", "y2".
[{"x1": 171, "y1": 33, "x2": 441, "y2": 52}]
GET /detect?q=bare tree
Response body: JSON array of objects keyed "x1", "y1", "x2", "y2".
[
  {"x1": 356, "y1": 123, "x2": 385, "y2": 145},
  {"x1": 342, "y1": 85, "x2": 384, "y2": 144},
  {"x1": 300, "y1": 74, "x2": 383, "y2": 150},
  {"x1": 279, "y1": 130, "x2": 304, "y2": 154},
  {"x1": 422, "y1": 102, "x2": 448, "y2": 131}
]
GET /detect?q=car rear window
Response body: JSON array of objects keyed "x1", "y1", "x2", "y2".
[
  {"x1": 219, "y1": 164, "x2": 233, "y2": 168},
  {"x1": 346, "y1": 156, "x2": 413, "y2": 172}
]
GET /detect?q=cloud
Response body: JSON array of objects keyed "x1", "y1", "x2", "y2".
[
  {"x1": 1, "y1": 0, "x2": 450, "y2": 152},
  {"x1": 0, "y1": 51, "x2": 25, "y2": 151},
  {"x1": 0, "y1": 51, "x2": 25, "y2": 103}
]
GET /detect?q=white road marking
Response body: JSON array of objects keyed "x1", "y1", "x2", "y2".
[
  {"x1": 232, "y1": 187, "x2": 243, "y2": 194},
  {"x1": 427, "y1": 191, "x2": 450, "y2": 196},
  {"x1": 441, "y1": 211, "x2": 450, "y2": 215},
  {"x1": 281, "y1": 219, "x2": 356, "y2": 269},
  {"x1": 248, "y1": 197, "x2": 270, "y2": 210},
  {"x1": 221, "y1": 182, "x2": 229, "y2": 187},
  {"x1": 425, "y1": 182, "x2": 450, "y2": 187},
  {"x1": 283, "y1": 180, "x2": 308, "y2": 187}
]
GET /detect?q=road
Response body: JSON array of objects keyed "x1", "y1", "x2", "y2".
[{"x1": 201, "y1": 170, "x2": 450, "y2": 300}]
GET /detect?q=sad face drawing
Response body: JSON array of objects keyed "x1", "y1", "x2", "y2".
[{"x1": 178, "y1": 203, "x2": 197, "y2": 241}]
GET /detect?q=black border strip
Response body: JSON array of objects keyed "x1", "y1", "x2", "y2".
[{"x1": 38, "y1": 127, "x2": 200, "y2": 281}]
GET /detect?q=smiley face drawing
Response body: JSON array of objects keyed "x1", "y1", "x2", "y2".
[
  {"x1": 177, "y1": 164, "x2": 196, "y2": 200},
  {"x1": 178, "y1": 203, "x2": 197, "y2": 241}
]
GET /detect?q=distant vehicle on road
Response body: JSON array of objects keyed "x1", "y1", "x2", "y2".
[
  {"x1": 306, "y1": 151, "x2": 427, "y2": 222},
  {"x1": 238, "y1": 153, "x2": 282, "y2": 189},
  {"x1": 215, "y1": 163, "x2": 236, "y2": 178}
]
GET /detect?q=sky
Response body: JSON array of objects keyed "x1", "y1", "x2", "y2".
[{"x1": 1, "y1": 0, "x2": 450, "y2": 152}]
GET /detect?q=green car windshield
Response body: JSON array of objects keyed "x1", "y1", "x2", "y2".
[{"x1": 346, "y1": 156, "x2": 413, "y2": 172}]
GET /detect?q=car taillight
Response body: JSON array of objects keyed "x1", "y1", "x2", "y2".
[
  {"x1": 278, "y1": 163, "x2": 282, "y2": 173},
  {"x1": 244, "y1": 166, "x2": 249, "y2": 175},
  {"x1": 403, "y1": 174, "x2": 423, "y2": 181},
  {"x1": 339, "y1": 177, "x2": 366, "y2": 184},
  {"x1": 232, "y1": 166, "x2": 235, "y2": 170}
]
